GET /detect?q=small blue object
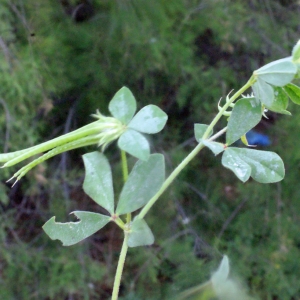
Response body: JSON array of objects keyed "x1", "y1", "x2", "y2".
[{"x1": 246, "y1": 130, "x2": 271, "y2": 146}]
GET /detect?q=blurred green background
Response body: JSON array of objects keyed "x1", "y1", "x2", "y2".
[{"x1": 1, "y1": 0, "x2": 300, "y2": 299}]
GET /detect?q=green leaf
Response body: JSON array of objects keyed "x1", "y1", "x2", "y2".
[
  {"x1": 283, "y1": 83, "x2": 300, "y2": 105},
  {"x1": 292, "y1": 40, "x2": 300, "y2": 63},
  {"x1": 252, "y1": 79, "x2": 274, "y2": 108},
  {"x1": 254, "y1": 57, "x2": 297, "y2": 86},
  {"x1": 226, "y1": 97, "x2": 262, "y2": 145},
  {"x1": 43, "y1": 211, "x2": 110, "y2": 246},
  {"x1": 127, "y1": 218, "x2": 154, "y2": 247},
  {"x1": 82, "y1": 152, "x2": 114, "y2": 214},
  {"x1": 222, "y1": 149, "x2": 251, "y2": 182},
  {"x1": 109, "y1": 87, "x2": 137, "y2": 124},
  {"x1": 116, "y1": 154, "x2": 165, "y2": 214},
  {"x1": 222, "y1": 148, "x2": 284, "y2": 183},
  {"x1": 118, "y1": 129, "x2": 150, "y2": 161},
  {"x1": 194, "y1": 124, "x2": 212, "y2": 142},
  {"x1": 202, "y1": 140, "x2": 225, "y2": 155},
  {"x1": 128, "y1": 105, "x2": 168, "y2": 134},
  {"x1": 270, "y1": 87, "x2": 291, "y2": 115}
]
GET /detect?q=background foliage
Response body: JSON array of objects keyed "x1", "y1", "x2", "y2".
[{"x1": 1, "y1": 0, "x2": 300, "y2": 299}]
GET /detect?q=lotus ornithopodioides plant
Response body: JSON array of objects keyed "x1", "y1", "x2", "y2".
[{"x1": 1, "y1": 40, "x2": 300, "y2": 299}]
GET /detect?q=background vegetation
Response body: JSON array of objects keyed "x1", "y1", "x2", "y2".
[{"x1": 0, "y1": 0, "x2": 300, "y2": 299}]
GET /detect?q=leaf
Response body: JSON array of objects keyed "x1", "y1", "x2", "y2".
[
  {"x1": 83, "y1": 152, "x2": 114, "y2": 214},
  {"x1": 128, "y1": 105, "x2": 168, "y2": 134},
  {"x1": 202, "y1": 140, "x2": 225, "y2": 155},
  {"x1": 43, "y1": 211, "x2": 110, "y2": 246},
  {"x1": 194, "y1": 123, "x2": 212, "y2": 142},
  {"x1": 118, "y1": 129, "x2": 150, "y2": 161},
  {"x1": 283, "y1": 83, "x2": 300, "y2": 105},
  {"x1": 127, "y1": 218, "x2": 154, "y2": 247},
  {"x1": 222, "y1": 148, "x2": 284, "y2": 183},
  {"x1": 108, "y1": 87, "x2": 137, "y2": 124},
  {"x1": 252, "y1": 79, "x2": 274, "y2": 108},
  {"x1": 270, "y1": 87, "x2": 291, "y2": 115},
  {"x1": 116, "y1": 154, "x2": 165, "y2": 214},
  {"x1": 254, "y1": 57, "x2": 297, "y2": 86},
  {"x1": 211, "y1": 256, "x2": 230, "y2": 287},
  {"x1": 226, "y1": 97, "x2": 262, "y2": 145},
  {"x1": 222, "y1": 150, "x2": 251, "y2": 182}
]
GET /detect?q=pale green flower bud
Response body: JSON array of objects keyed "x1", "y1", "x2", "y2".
[{"x1": 1, "y1": 110, "x2": 126, "y2": 184}]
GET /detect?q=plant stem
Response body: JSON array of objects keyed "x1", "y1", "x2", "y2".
[
  {"x1": 110, "y1": 150, "x2": 131, "y2": 300},
  {"x1": 137, "y1": 78, "x2": 255, "y2": 220},
  {"x1": 121, "y1": 150, "x2": 131, "y2": 224},
  {"x1": 121, "y1": 150, "x2": 129, "y2": 182},
  {"x1": 111, "y1": 231, "x2": 129, "y2": 300},
  {"x1": 137, "y1": 138, "x2": 205, "y2": 219},
  {"x1": 113, "y1": 217, "x2": 125, "y2": 230},
  {"x1": 202, "y1": 76, "x2": 255, "y2": 140},
  {"x1": 208, "y1": 126, "x2": 227, "y2": 141}
]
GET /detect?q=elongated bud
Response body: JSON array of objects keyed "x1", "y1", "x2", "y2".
[{"x1": 2, "y1": 111, "x2": 126, "y2": 184}]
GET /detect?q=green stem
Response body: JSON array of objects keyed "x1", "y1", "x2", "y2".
[
  {"x1": 111, "y1": 231, "x2": 129, "y2": 300},
  {"x1": 121, "y1": 150, "x2": 129, "y2": 182},
  {"x1": 120, "y1": 150, "x2": 131, "y2": 224},
  {"x1": 110, "y1": 150, "x2": 131, "y2": 300},
  {"x1": 202, "y1": 76, "x2": 255, "y2": 140},
  {"x1": 138, "y1": 139, "x2": 206, "y2": 219},
  {"x1": 138, "y1": 78, "x2": 255, "y2": 220},
  {"x1": 208, "y1": 126, "x2": 227, "y2": 141},
  {"x1": 114, "y1": 217, "x2": 125, "y2": 230}
]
